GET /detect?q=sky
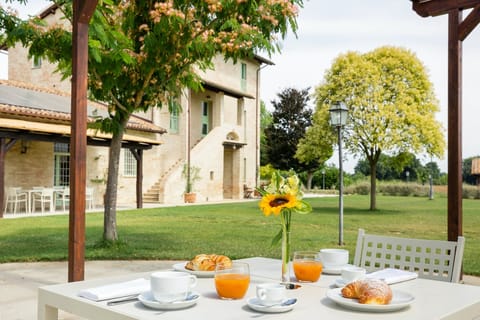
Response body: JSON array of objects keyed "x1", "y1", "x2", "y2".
[
  {"x1": 1, "y1": 0, "x2": 479, "y2": 173},
  {"x1": 260, "y1": 1, "x2": 480, "y2": 173}
]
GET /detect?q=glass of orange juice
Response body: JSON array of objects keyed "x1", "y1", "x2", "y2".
[
  {"x1": 214, "y1": 261, "x2": 250, "y2": 299},
  {"x1": 293, "y1": 251, "x2": 322, "y2": 282}
]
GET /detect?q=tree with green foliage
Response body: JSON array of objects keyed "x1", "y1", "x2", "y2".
[
  {"x1": 260, "y1": 101, "x2": 272, "y2": 166},
  {"x1": 264, "y1": 87, "x2": 316, "y2": 177},
  {"x1": 314, "y1": 46, "x2": 445, "y2": 210},
  {"x1": 1, "y1": 0, "x2": 304, "y2": 240},
  {"x1": 295, "y1": 106, "x2": 334, "y2": 189}
]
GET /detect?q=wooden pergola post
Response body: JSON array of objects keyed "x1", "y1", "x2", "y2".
[
  {"x1": 68, "y1": 0, "x2": 98, "y2": 282},
  {"x1": 411, "y1": 0, "x2": 480, "y2": 242},
  {"x1": 447, "y1": 9, "x2": 463, "y2": 241}
]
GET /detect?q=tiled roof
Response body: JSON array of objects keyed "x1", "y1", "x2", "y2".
[{"x1": 0, "y1": 80, "x2": 166, "y2": 134}]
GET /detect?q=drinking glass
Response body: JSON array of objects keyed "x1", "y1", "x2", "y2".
[
  {"x1": 293, "y1": 251, "x2": 322, "y2": 282},
  {"x1": 214, "y1": 261, "x2": 250, "y2": 299}
]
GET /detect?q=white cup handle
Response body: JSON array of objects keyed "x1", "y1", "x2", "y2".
[
  {"x1": 257, "y1": 288, "x2": 267, "y2": 301},
  {"x1": 189, "y1": 275, "x2": 198, "y2": 289}
]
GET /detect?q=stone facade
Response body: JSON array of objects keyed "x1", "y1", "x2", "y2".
[{"x1": 5, "y1": 7, "x2": 263, "y2": 208}]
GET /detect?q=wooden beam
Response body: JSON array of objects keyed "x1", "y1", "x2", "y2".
[
  {"x1": 0, "y1": 130, "x2": 155, "y2": 150},
  {"x1": 0, "y1": 138, "x2": 17, "y2": 217},
  {"x1": 447, "y1": 9, "x2": 463, "y2": 241},
  {"x1": 130, "y1": 149, "x2": 143, "y2": 209},
  {"x1": 412, "y1": 0, "x2": 480, "y2": 17},
  {"x1": 68, "y1": 0, "x2": 98, "y2": 283},
  {"x1": 459, "y1": 5, "x2": 480, "y2": 40}
]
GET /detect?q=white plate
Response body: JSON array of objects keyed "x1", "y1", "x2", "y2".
[
  {"x1": 322, "y1": 264, "x2": 354, "y2": 275},
  {"x1": 138, "y1": 291, "x2": 199, "y2": 310},
  {"x1": 172, "y1": 262, "x2": 214, "y2": 278},
  {"x1": 326, "y1": 288, "x2": 414, "y2": 312},
  {"x1": 247, "y1": 297, "x2": 296, "y2": 313}
]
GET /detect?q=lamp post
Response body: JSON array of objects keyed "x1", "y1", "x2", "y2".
[
  {"x1": 429, "y1": 174, "x2": 434, "y2": 200},
  {"x1": 322, "y1": 169, "x2": 326, "y2": 190},
  {"x1": 329, "y1": 102, "x2": 348, "y2": 246}
]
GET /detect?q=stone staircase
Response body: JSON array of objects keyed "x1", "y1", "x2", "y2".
[{"x1": 143, "y1": 158, "x2": 183, "y2": 203}]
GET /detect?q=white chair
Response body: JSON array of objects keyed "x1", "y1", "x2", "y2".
[
  {"x1": 353, "y1": 228, "x2": 465, "y2": 283},
  {"x1": 56, "y1": 187, "x2": 70, "y2": 211},
  {"x1": 32, "y1": 188, "x2": 55, "y2": 214},
  {"x1": 86, "y1": 187, "x2": 94, "y2": 210},
  {"x1": 4, "y1": 187, "x2": 28, "y2": 214}
]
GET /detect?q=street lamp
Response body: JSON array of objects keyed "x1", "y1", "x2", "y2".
[
  {"x1": 322, "y1": 169, "x2": 326, "y2": 190},
  {"x1": 429, "y1": 174, "x2": 434, "y2": 200},
  {"x1": 329, "y1": 102, "x2": 348, "y2": 246}
]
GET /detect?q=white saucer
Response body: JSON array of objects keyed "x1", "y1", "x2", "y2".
[
  {"x1": 138, "y1": 291, "x2": 199, "y2": 310},
  {"x1": 247, "y1": 297, "x2": 296, "y2": 313},
  {"x1": 322, "y1": 264, "x2": 354, "y2": 275}
]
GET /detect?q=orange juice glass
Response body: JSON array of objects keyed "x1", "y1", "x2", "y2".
[
  {"x1": 214, "y1": 262, "x2": 250, "y2": 299},
  {"x1": 293, "y1": 251, "x2": 322, "y2": 282}
]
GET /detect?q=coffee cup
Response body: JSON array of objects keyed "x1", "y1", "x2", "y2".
[
  {"x1": 256, "y1": 283, "x2": 287, "y2": 306},
  {"x1": 341, "y1": 266, "x2": 366, "y2": 283},
  {"x1": 150, "y1": 271, "x2": 197, "y2": 302},
  {"x1": 319, "y1": 248, "x2": 349, "y2": 269}
]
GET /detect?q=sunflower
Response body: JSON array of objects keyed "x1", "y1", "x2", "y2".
[{"x1": 259, "y1": 193, "x2": 299, "y2": 217}]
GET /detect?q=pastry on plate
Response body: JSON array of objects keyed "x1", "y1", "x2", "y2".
[
  {"x1": 341, "y1": 279, "x2": 393, "y2": 304},
  {"x1": 185, "y1": 254, "x2": 232, "y2": 271}
]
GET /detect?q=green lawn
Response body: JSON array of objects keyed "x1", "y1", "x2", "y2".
[{"x1": 1, "y1": 195, "x2": 479, "y2": 276}]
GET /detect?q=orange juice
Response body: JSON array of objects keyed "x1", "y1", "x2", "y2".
[
  {"x1": 214, "y1": 273, "x2": 250, "y2": 299},
  {"x1": 293, "y1": 260, "x2": 322, "y2": 282}
]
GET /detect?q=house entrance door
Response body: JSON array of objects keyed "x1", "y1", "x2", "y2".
[{"x1": 223, "y1": 149, "x2": 233, "y2": 199}]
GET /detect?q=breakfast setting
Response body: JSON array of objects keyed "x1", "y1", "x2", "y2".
[
  {"x1": 75, "y1": 249, "x2": 420, "y2": 317},
  {"x1": 39, "y1": 172, "x2": 476, "y2": 319}
]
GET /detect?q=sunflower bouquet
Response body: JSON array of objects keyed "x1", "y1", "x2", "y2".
[{"x1": 257, "y1": 170, "x2": 312, "y2": 281}]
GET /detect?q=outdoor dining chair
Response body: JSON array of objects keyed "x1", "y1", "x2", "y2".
[
  {"x1": 353, "y1": 228, "x2": 465, "y2": 283},
  {"x1": 4, "y1": 187, "x2": 28, "y2": 214},
  {"x1": 56, "y1": 187, "x2": 70, "y2": 211},
  {"x1": 86, "y1": 187, "x2": 94, "y2": 210},
  {"x1": 32, "y1": 188, "x2": 55, "y2": 214}
]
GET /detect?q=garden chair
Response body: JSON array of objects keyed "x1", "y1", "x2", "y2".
[
  {"x1": 86, "y1": 187, "x2": 94, "y2": 210},
  {"x1": 353, "y1": 228, "x2": 465, "y2": 283},
  {"x1": 56, "y1": 187, "x2": 70, "y2": 211},
  {"x1": 32, "y1": 188, "x2": 55, "y2": 214},
  {"x1": 4, "y1": 187, "x2": 28, "y2": 214}
]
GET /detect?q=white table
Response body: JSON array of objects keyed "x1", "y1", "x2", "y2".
[{"x1": 38, "y1": 257, "x2": 480, "y2": 320}]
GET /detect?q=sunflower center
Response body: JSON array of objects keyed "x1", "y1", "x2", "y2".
[{"x1": 270, "y1": 197, "x2": 289, "y2": 207}]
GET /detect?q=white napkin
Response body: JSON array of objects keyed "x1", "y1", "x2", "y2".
[
  {"x1": 366, "y1": 268, "x2": 418, "y2": 284},
  {"x1": 78, "y1": 278, "x2": 150, "y2": 301}
]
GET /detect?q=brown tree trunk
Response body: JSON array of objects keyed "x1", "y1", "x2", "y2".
[
  {"x1": 306, "y1": 171, "x2": 314, "y2": 190},
  {"x1": 369, "y1": 161, "x2": 377, "y2": 211},
  {"x1": 103, "y1": 118, "x2": 128, "y2": 241}
]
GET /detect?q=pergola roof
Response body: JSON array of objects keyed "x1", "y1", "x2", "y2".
[
  {"x1": 411, "y1": 0, "x2": 480, "y2": 17},
  {"x1": 0, "y1": 80, "x2": 165, "y2": 149}
]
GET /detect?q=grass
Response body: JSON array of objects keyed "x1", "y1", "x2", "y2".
[{"x1": 1, "y1": 195, "x2": 479, "y2": 276}]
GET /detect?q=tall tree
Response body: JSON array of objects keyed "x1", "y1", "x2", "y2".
[
  {"x1": 1, "y1": 0, "x2": 304, "y2": 240},
  {"x1": 314, "y1": 46, "x2": 445, "y2": 210},
  {"x1": 260, "y1": 100, "x2": 272, "y2": 166},
  {"x1": 295, "y1": 106, "x2": 334, "y2": 189},
  {"x1": 264, "y1": 87, "x2": 315, "y2": 174}
]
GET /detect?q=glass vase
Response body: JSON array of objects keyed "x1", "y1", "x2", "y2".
[{"x1": 281, "y1": 228, "x2": 291, "y2": 282}]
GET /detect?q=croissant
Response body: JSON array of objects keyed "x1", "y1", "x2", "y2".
[
  {"x1": 341, "y1": 279, "x2": 392, "y2": 305},
  {"x1": 185, "y1": 254, "x2": 232, "y2": 271}
]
